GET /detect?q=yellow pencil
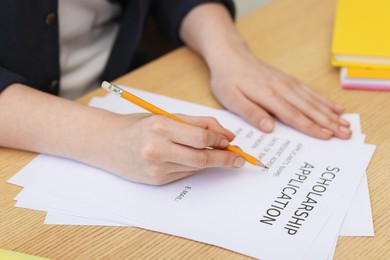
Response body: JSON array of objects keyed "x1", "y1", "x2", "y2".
[{"x1": 101, "y1": 81, "x2": 266, "y2": 168}]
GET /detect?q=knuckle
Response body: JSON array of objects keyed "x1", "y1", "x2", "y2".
[
  {"x1": 283, "y1": 112, "x2": 301, "y2": 126},
  {"x1": 195, "y1": 131, "x2": 209, "y2": 148},
  {"x1": 149, "y1": 116, "x2": 169, "y2": 134},
  {"x1": 242, "y1": 107, "x2": 252, "y2": 119},
  {"x1": 220, "y1": 90, "x2": 237, "y2": 105},
  {"x1": 295, "y1": 117, "x2": 314, "y2": 130},
  {"x1": 270, "y1": 76, "x2": 285, "y2": 87},
  {"x1": 243, "y1": 106, "x2": 258, "y2": 123},
  {"x1": 207, "y1": 117, "x2": 220, "y2": 126},
  {"x1": 194, "y1": 152, "x2": 210, "y2": 168},
  {"x1": 321, "y1": 116, "x2": 333, "y2": 126},
  {"x1": 329, "y1": 112, "x2": 339, "y2": 121},
  {"x1": 287, "y1": 77, "x2": 300, "y2": 88},
  {"x1": 263, "y1": 86, "x2": 277, "y2": 97},
  {"x1": 281, "y1": 116, "x2": 293, "y2": 127},
  {"x1": 273, "y1": 80, "x2": 299, "y2": 94},
  {"x1": 140, "y1": 143, "x2": 159, "y2": 161},
  {"x1": 222, "y1": 154, "x2": 235, "y2": 167},
  {"x1": 276, "y1": 75, "x2": 299, "y2": 88}
]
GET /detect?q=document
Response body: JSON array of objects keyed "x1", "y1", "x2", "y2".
[{"x1": 8, "y1": 87, "x2": 375, "y2": 260}]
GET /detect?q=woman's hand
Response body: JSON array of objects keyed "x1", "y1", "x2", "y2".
[
  {"x1": 180, "y1": 3, "x2": 352, "y2": 140},
  {"x1": 99, "y1": 114, "x2": 245, "y2": 185},
  {"x1": 209, "y1": 47, "x2": 352, "y2": 140},
  {"x1": 0, "y1": 85, "x2": 244, "y2": 186}
]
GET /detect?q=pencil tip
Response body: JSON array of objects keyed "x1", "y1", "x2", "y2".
[{"x1": 255, "y1": 162, "x2": 268, "y2": 169}]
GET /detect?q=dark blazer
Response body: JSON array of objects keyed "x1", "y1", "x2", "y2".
[{"x1": 0, "y1": 0, "x2": 234, "y2": 95}]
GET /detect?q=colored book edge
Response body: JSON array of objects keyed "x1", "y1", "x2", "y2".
[
  {"x1": 0, "y1": 249, "x2": 49, "y2": 260},
  {"x1": 340, "y1": 68, "x2": 390, "y2": 90},
  {"x1": 331, "y1": 56, "x2": 390, "y2": 70},
  {"x1": 345, "y1": 67, "x2": 390, "y2": 79}
]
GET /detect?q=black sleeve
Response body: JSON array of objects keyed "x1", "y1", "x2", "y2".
[
  {"x1": 0, "y1": 1, "x2": 60, "y2": 94},
  {"x1": 0, "y1": 67, "x2": 26, "y2": 92},
  {"x1": 151, "y1": 0, "x2": 235, "y2": 44}
]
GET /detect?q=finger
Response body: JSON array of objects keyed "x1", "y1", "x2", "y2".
[
  {"x1": 252, "y1": 89, "x2": 335, "y2": 139},
  {"x1": 176, "y1": 114, "x2": 235, "y2": 141},
  {"x1": 294, "y1": 86, "x2": 341, "y2": 120},
  {"x1": 290, "y1": 86, "x2": 352, "y2": 139},
  {"x1": 300, "y1": 84, "x2": 345, "y2": 114},
  {"x1": 164, "y1": 144, "x2": 245, "y2": 169},
  {"x1": 220, "y1": 88, "x2": 275, "y2": 133},
  {"x1": 277, "y1": 87, "x2": 352, "y2": 139},
  {"x1": 151, "y1": 117, "x2": 231, "y2": 149}
]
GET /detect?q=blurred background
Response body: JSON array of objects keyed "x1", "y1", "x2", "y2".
[
  {"x1": 234, "y1": 0, "x2": 270, "y2": 17},
  {"x1": 134, "y1": 0, "x2": 272, "y2": 69}
]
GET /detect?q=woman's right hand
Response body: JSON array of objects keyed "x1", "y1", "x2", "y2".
[
  {"x1": 96, "y1": 113, "x2": 245, "y2": 185},
  {"x1": 0, "y1": 84, "x2": 244, "y2": 186}
]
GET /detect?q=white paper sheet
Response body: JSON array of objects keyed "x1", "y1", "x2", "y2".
[{"x1": 8, "y1": 87, "x2": 376, "y2": 260}]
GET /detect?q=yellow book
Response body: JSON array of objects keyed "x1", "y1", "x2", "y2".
[
  {"x1": 0, "y1": 249, "x2": 48, "y2": 260},
  {"x1": 331, "y1": 0, "x2": 390, "y2": 69},
  {"x1": 345, "y1": 66, "x2": 390, "y2": 79}
]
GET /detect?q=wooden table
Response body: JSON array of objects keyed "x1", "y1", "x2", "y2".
[{"x1": 1, "y1": 0, "x2": 389, "y2": 259}]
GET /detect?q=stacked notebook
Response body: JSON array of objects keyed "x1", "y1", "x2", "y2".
[{"x1": 331, "y1": 0, "x2": 390, "y2": 90}]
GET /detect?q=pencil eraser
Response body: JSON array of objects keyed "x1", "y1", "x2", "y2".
[{"x1": 101, "y1": 81, "x2": 111, "y2": 91}]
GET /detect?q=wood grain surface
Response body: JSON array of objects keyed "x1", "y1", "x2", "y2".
[{"x1": 1, "y1": 0, "x2": 389, "y2": 259}]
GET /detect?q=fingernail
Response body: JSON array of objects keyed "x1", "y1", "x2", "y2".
[
  {"x1": 321, "y1": 128, "x2": 333, "y2": 135},
  {"x1": 339, "y1": 126, "x2": 352, "y2": 134},
  {"x1": 220, "y1": 139, "x2": 229, "y2": 148},
  {"x1": 338, "y1": 117, "x2": 350, "y2": 126},
  {"x1": 223, "y1": 128, "x2": 236, "y2": 137},
  {"x1": 258, "y1": 118, "x2": 273, "y2": 132},
  {"x1": 234, "y1": 157, "x2": 245, "y2": 168},
  {"x1": 334, "y1": 104, "x2": 344, "y2": 112}
]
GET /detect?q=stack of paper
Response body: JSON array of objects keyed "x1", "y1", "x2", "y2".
[
  {"x1": 331, "y1": 0, "x2": 390, "y2": 90},
  {"x1": 9, "y1": 87, "x2": 376, "y2": 260}
]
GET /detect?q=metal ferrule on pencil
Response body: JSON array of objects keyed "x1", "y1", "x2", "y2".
[{"x1": 102, "y1": 81, "x2": 123, "y2": 96}]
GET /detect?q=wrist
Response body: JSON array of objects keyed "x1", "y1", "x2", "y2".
[
  {"x1": 204, "y1": 35, "x2": 251, "y2": 72},
  {"x1": 62, "y1": 107, "x2": 124, "y2": 167},
  {"x1": 180, "y1": 3, "x2": 251, "y2": 74},
  {"x1": 206, "y1": 40, "x2": 259, "y2": 82}
]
